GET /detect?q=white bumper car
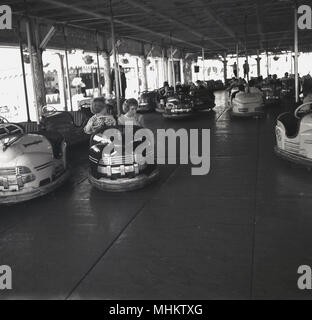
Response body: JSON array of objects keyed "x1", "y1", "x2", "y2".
[
  {"x1": 230, "y1": 91, "x2": 264, "y2": 117},
  {"x1": 275, "y1": 101, "x2": 312, "y2": 167},
  {"x1": 0, "y1": 117, "x2": 69, "y2": 204}
]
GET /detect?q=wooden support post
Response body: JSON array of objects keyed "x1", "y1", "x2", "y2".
[
  {"x1": 110, "y1": 0, "x2": 121, "y2": 115},
  {"x1": 171, "y1": 46, "x2": 176, "y2": 92},
  {"x1": 256, "y1": 50, "x2": 261, "y2": 77},
  {"x1": 183, "y1": 54, "x2": 193, "y2": 84},
  {"x1": 63, "y1": 28, "x2": 73, "y2": 111},
  {"x1": 202, "y1": 48, "x2": 205, "y2": 81},
  {"x1": 162, "y1": 48, "x2": 168, "y2": 84},
  {"x1": 56, "y1": 53, "x2": 68, "y2": 111},
  {"x1": 25, "y1": 19, "x2": 45, "y2": 123},
  {"x1": 102, "y1": 51, "x2": 112, "y2": 96},
  {"x1": 223, "y1": 53, "x2": 227, "y2": 84},
  {"x1": 140, "y1": 55, "x2": 148, "y2": 92},
  {"x1": 236, "y1": 43, "x2": 239, "y2": 78},
  {"x1": 18, "y1": 20, "x2": 31, "y2": 122}
]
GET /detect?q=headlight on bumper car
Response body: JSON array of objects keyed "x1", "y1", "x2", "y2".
[{"x1": 0, "y1": 166, "x2": 36, "y2": 190}]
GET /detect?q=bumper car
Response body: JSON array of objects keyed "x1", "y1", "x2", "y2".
[
  {"x1": 88, "y1": 125, "x2": 159, "y2": 192},
  {"x1": 155, "y1": 87, "x2": 174, "y2": 113},
  {"x1": 41, "y1": 106, "x2": 92, "y2": 146},
  {"x1": 190, "y1": 88, "x2": 216, "y2": 112},
  {"x1": 281, "y1": 79, "x2": 295, "y2": 99},
  {"x1": 275, "y1": 101, "x2": 312, "y2": 167},
  {"x1": 0, "y1": 116, "x2": 69, "y2": 205},
  {"x1": 230, "y1": 91, "x2": 264, "y2": 118},
  {"x1": 262, "y1": 84, "x2": 282, "y2": 106},
  {"x1": 163, "y1": 94, "x2": 194, "y2": 119},
  {"x1": 214, "y1": 80, "x2": 225, "y2": 91},
  {"x1": 137, "y1": 91, "x2": 157, "y2": 113}
]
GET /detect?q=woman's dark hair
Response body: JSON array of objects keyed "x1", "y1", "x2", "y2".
[
  {"x1": 91, "y1": 97, "x2": 107, "y2": 114},
  {"x1": 122, "y1": 98, "x2": 139, "y2": 113}
]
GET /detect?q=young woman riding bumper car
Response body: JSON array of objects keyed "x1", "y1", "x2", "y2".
[
  {"x1": 88, "y1": 125, "x2": 159, "y2": 192},
  {"x1": 275, "y1": 99, "x2": 312, "y2": 167},
  {"x1": 162, "y1": 94, "x2": 194, "y2": 119},
  {"x1": 0, "y1": 117, "x2": 69, "y2": 205}
]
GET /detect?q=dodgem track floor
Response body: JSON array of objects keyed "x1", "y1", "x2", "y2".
[{"x1": 0, "y1": 92, "x2": 311, "y2": 299}]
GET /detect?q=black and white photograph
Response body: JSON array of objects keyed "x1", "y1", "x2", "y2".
[{"x1": 0, "y1": 0, "x2": 312, "y2": 303}]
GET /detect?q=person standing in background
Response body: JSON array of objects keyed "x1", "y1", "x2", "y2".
[
  {"x1": 111, "y1": 65, "x2": 127, "y2": 99},
  {"x1": 243, "y1": 60, "x2": 249, "y2": 79},
  {"x1": 233, "y1": 62, "x2": 238, "y2": 78}
]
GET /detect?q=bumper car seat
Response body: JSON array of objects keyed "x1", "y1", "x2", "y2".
[
  {"x1": 277, "y1": 112, "x2": 300, "y2": 138},
  {"x1": 39, "y1": 131, "x2": 64, "y2": 159}
]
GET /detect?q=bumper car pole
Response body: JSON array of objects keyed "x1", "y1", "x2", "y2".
[
  {"x1": 63, "y1": 28, "x2": 73, "y2": 112},
  {"x1": 96, "y1": 32, "x2": 102, "y2": 96},
  {"x1": 294, "y1": 5, "x2": 299, "y2": 104},
  {"x1": 236, "y1": 43, "x2": 239, "y2": 79},
  {"x1": 171, "y1": 45, "x2": 176, "y2": 92},
  {"x1": 202, "y1": 47, "x2": 205, "y2": 81},
  {"x1": 18, "y1": 20, "x2": 31, "y2": 123},
  {"x1": 110, "y1": 0, "x2": 121, "y2": 116}
]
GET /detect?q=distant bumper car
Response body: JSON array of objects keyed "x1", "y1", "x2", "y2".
[
  {"x1": 88, "y1": 125, "x2": 159, "y2": 192},
  {"x1": 0, "y1": 117, "x2": 69, "y2": 205},
  {"x1": 155, "y1": 98, "x2": 166, "y2": 113},
  {"x1": 214, "y1": 80, "x2": 225, "y2": 91},
  {"x1": 41, "y1": 106, "x2": 92, "y2": 146},
  {"x1": 190, "y1": 89, "x2": 216, "y2": 111},
  {"x1": 262, "y1": 84, "x2": 281, "y2": 106},
  {"x1": 137, "y1": 91, "x2": 157, "y2": 113},
  {"x1": 230, "y1": 91, "x2": 264, "y2": 117},
  {"x1": 163, "y1": 95, "x2": 194, "y2": 119},
  {"x1": 275, "y1": 101, "x2": 312, "y2": 167},
  {"x1": 155, "y1": 87, "x2": 174, "y2": 113},
  {"x1": 281, "y1": 79, "x2": 295, "y2": 99}
]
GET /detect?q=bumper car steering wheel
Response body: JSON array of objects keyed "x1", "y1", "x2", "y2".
[
  {"x1": 0, "y1": 116, "x2": 9, "y2": 124},
  {"x1": 0, "y1": 123, "x2": 25, "y2": 150},
  {"x1": 42, "y1": 105, "x2": 58, "y2": 115},
  {"x1": 294, "y1": 102, "x2": 312, "y2": 119}
]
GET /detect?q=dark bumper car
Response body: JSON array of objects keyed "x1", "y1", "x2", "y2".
[
  {"x1": 163, "y1": 94, "x2": 194, "y2": 119},
  {"x1": 88, "y1": 125, "x2": 159, "y2": 192},
  {"x1": 138, "y1": 91, "x2": 158, "y2": 113},
  {"x1": 41, "y1": 106, "x2": 92, "y2": 146}
]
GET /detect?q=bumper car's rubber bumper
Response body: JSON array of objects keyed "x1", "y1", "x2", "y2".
[
  {"x1": 265, "y1": 98, "x2": 281, "y2": 106},
  {"x1": 275, "y1": 147, "x2": 312, "y2": 168},
  {"x1": 163, "y1": 112, "x2": 194, "y2": 119},
  {"x1": 0, "y1": 170, "x2": 70, "y2": 205},
  {"x1": 230, "y1": 109, "x2": 265, "y2": 118},
  {"x1": 89, "y1": 166, "x2": 160, "y2": 192},
  {"x1": 137, "y1": 105, "x2": 153, "y2": 113},
  {"x1": 155, "y1": 107, "x2": 165, "y2": 113}
]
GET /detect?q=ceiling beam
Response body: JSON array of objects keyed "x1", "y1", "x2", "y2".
[
  {"x1": 196, "y1": 0, "x2": 243, "y2": 47},
  {"x1": 40, "y1": 0, "x2": 209, "y2": 51},
  {"x1": 122, "y1": 0, "x2": 226, "y2": 50}
]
